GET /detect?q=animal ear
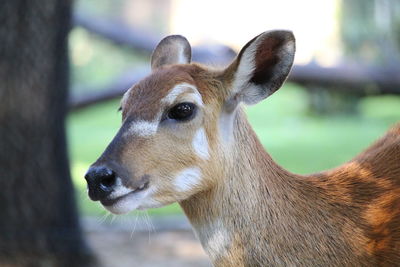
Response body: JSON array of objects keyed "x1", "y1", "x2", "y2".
[
  {"x1": 223, "y1": 30, "x2": 295, "y2": 106},
  {"x1": 151, "y1": 35, "x2": 192, "y2": 70}
]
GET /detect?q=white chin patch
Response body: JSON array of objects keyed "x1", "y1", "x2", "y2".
[
  {"x1": 104, "y1": 193, "x2": 139, "y2": 214},
  {"x1": 103, "y1": 188, "x2": 153, "y2": 214}
]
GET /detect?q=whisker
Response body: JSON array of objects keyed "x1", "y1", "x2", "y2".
[
  {"x1": 98, "y1": 212, "x2": 111, "y2": 224},
  {"x1": 130, "y1": 213, "x2": 140, "y2": 238},
  {"x1": 110, "y1": 214, "x2": 117, "y2": 224},
  {"x1": 142, "y1": 211, "x2": 154, "y2": 244}
]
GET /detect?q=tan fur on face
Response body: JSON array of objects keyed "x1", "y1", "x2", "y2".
[
  {"x1": 106, "y1": 63, "x2": 400, "y2": 265},
  {"x1": 92, "y1": 34, "x2": 400, "y2": 266},
  {"x1": 114, "y1": 64, "x2": 225, "y2": 209}
]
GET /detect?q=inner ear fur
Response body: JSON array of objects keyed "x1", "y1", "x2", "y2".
[
  {"x1": 223, "y1": 30, "x2": 296, "y2": 106},
  {"x1": 151, "y1": 35, "x2": 192, "y2": 70}
]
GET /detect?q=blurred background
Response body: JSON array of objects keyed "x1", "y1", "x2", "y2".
[
  {"x1": 1, "y1": 0, "x2": 399, "y2": 266},
  {"x1": 69, "y1": 0, "x2": 400, "y2": 215}
]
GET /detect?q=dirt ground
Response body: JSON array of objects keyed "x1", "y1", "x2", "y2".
[{"x1": 86, "y1": 230, "x2": 211, "y2": 267}]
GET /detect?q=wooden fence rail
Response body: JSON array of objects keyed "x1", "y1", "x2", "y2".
[{"x1": 69, "y1": 12, "x2": 400, "y2": 110}]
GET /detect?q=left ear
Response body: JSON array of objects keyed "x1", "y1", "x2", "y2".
[
  {"x1": 151, "y1": 35, "x2": 192, "y2": 70},
  {"x1": 223, "y1": 30, "x2": 295, "y2": 106}
]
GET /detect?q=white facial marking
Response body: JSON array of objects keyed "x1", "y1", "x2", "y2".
[
  {"x1": 162, "y1": 83, "x2": 203, "y2": 106},
  {"x1": 126, "y1": 120, "x2": 158, "y2": 137},
  {"x1": 173, "y1": 167, "x2": 202, "y2": 192},
  {"x1": 109, "y1": 178, "x2": 132, "y2": 198},
  {"x1": 218, "y1": 109, "x2": 237, "y2": 144},
  {"x1": 104, "y1": 186, "x2": 156, "y2": 214},
  {"x1": 104, "y1": 189, "x2": 149, "y2": 214},
  {"x1": 193, "y1": 128, "x2": 209, "y2": 160},
  {"x1": 124, "y1": 83, "x2": 203, "y2": 138}
]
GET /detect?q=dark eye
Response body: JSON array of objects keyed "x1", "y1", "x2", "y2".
[{"x1": 168, "y1": 102, "x2": 196, "y2": 121}]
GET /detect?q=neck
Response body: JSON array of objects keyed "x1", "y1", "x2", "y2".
[{"x1": 180, "y1": 109, "x2": 368, "y2": 266}]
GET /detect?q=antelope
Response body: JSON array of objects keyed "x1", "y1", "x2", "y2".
[{"x1": 85, "y1": 30, "x2": 400, "y2": 266}]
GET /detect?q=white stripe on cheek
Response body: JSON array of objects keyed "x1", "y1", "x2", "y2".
[
  {"x1": 193, "y1": 128, "x2": 209, "y2": 160},
  {"x1": 173, "y1": 167, "x2": 202, "y2": 192},
  {"x1": 126, "y1": 120, "x2": 158, "y2": 137}
]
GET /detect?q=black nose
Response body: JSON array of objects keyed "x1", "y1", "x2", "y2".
[{"x1": 84, "y1": 166, "x2": 117, "y2": 201}]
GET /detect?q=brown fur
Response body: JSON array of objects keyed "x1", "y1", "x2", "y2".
[
  {"x1": 91, "y1": 32, "x2": 400, "y2": 266},
  {"x1": 111, "y1": 63, "x2": 400, "y2": 266},
  {"x1": 181, "y1": 109, "x2": 400, "y2": 266}
]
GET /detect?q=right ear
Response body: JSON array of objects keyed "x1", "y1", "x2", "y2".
[
  {"x1": 222, "y1": 30, "x2": 295, "y2": 108},
  {"x1": 151, "y1": 35, "x2": 192, "y2": 70}
]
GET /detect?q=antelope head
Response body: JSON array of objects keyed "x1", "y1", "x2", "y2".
[{"x1": 85, "y1": 31, "x2": 295, "y2": 214}]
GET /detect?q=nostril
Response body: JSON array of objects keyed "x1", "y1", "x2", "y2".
[
  {"x1": 99, "y1": 173, "x2": 116, "y2": 190},
  {"x1": 85, "y1": 166, "x2": 117, "y2": 201}
]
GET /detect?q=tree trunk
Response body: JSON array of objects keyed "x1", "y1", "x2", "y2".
[{"x1": 0, "y1": 1, "x2": 95, "y2": 266}]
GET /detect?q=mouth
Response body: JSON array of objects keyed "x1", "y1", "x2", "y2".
[{"x1": 100, "y1": 181, "x2": 150, "y2": 207}]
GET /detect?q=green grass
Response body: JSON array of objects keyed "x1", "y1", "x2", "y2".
[
  {"x1": 67, "y1": 84, "x2": 400, "y2": 216},
  {"x1": 246, "y1": 86, "x2": 400, "y2": 174}
]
